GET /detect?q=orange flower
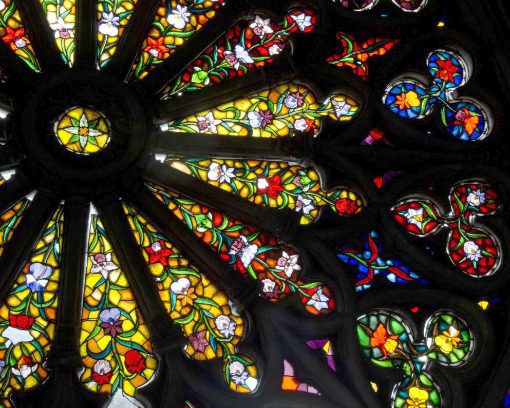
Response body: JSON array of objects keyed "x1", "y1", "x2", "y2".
[
  {"x1": 435, "y1": 58, "x2": 459, "y2": 83},
  {"x1": 395, "y1": 91, "x2": 420, "y2": 110},
  {"x1": 370, "y1": 323, "x2": 399, "y2": 356},
  {"x1": 144, "y1": 36, "x2": 170, "y2": 59},
  {"x1": 2, "y1": 27, "x2": 28, "y2": 50},
  {"x1": 454, "y1": 107, "x2": 479, "y2": 136},
  {"x1": 178, "y1": 285, "x2": 197, "y2": 306}
]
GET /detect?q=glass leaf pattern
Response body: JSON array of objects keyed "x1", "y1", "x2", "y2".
[
  {"x1": 97, "y1": 0, "x2": 138, "y2": 69},
  {"x1": 166, "y1": 158, "x2": 364, "y2": 224},
  {"x1": 391, "y1": 180, "x2": 501, "y2": 277},
  {"x1": 358, "y1": 309, "x2": 473, "y2": 407},
  {"x1": 160, "y1": 7, "x2": 318, "y2": 98},
  {"x1": 146, "y1": 182, "x2": 336, "y2": 315},
  {"x1": 0, "y1": 206, "x2": 63, "y2": 406},
  {"x1": 0, "y1": 0, "x2": 41, "y2": 72},
  {"x1": 164, "y1": 82, "x2": 360, "y2": 137},
  {"x1": 79, "y1": 213, "x2": 157, "y2": 402},
  {"x1": 132, "y1": 0, "x2": 225, "y2": 80},
  {"x1": 123, "y1": 202, "x2": 259, "y2": 393},
  {"x1": 39, "y1": 0, "x2": 76, "y2": 66}
]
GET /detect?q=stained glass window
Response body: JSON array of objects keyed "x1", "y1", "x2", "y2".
[{"x1": 0, "y1": 0, "x2": 507, "y2": 407}]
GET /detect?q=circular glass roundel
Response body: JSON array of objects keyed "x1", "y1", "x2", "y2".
[{"x1": 54, "y1": 106, "x2": 111, "y2": 155}]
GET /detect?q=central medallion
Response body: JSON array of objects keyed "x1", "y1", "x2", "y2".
[{"x1": 54, "y1": 106, "x2": 111, "y2": 155}]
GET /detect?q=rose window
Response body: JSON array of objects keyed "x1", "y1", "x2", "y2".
[{"x1": 0, "y1": 0, "x2": 507, "y2": 407}]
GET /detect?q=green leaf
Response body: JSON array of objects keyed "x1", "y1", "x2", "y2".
[{"x1": 175, "y1": 312, "x2": 196, "y2": 325}]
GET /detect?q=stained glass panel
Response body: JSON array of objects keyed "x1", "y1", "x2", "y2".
[
  {"x1": 383, "y1": 48, "x2": 492, "y2": 141},
  {"x1": 97, "y1": 0, "x2": 138, "y2": 69},
  {"x1": 147, "y1": 182, "x2": 336, "y2": 315},
  {"x1": 0, "y1": 206, "x2": 63, "y2": 406},
  {"x1": 132, "y1": 0, "x2": 225, "y2": 80},
  {"x1": 391, "y1": 180, "x2": 501, "y2": 277},
  {"x1": 338, "y1": 231, "x2": 425, "y2": 291},
  {"x1": 358, "y1": 309, "x2": 474, "y2": 407},
  {"x1": 123, "y1": 202, "x2": 259, "y2": 393},
  {"x1": 40, "y1": 0, "x2": 75, "y2": 66},
  {"x1": 160, "y1": 7, "x2": 317, "y2": 98},
  {"x1": 0, "y1": 0, "x2": 41, "y2": 72},
  {"x1": 164, "y1": 82, "x2": 360, "y2": 137},
  {"x1": 166, "y1": 158, "x2": 363, "y2": 224},
  {"x1": 79, "y1": 211, "x2": 157, "y2": 404},
  {"x1": 327, "y1": 32, "x2": 398, "y2": 80}
]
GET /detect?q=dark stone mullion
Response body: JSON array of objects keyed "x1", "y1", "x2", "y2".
[
  {"x1": 0, "y1": 172, "x2": 33, "y2": 214},
  {"x1": 15, "y1": 200, "x2": 105, "y2": 407},
  {"x1": 128, "y1": 188, "x2": 258, "y2": 309},
  {"x1": 105, "y1": 0, "x2": 160, "y2": 80},
  {"x1": 74, "y1": 0, "x2": 97, "y2": 70},
  {"x1": 0, "y1": 192, "x2": 57, "y2": 304},
  {"x1": 149, "y1": 130, "x2": 301, "y2": 161},
  {"x1": 143, "y1": 160, "x2": 301, "y2": 241},
  {"x1": 94, "y1": 198, "x2": 183, "y2": 353},
  {"x1": 154, "y1": 58, "x2": 298, "y2": 124},
  {"x1": 0, "y1": 141, "x2": 21, "y2": 169},
  {"x1": 313, "y1": 140, "x2": 484, "y2": 171},
  {"x1": 16, "y1": 0, "x2": 63, "y2": 72},
  {"x1": 139, "y1": 0, "x2": 253, "y2": 95},
  {"x1": 272, "y1": 318, "x2": 367, "y2": 408}
]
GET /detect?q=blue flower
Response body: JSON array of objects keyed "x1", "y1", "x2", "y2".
[{"x1": 25, "y1": 263, "x2": 53, "y2": 293}]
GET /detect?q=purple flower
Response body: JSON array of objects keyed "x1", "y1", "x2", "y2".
[
  {"x1": 188, "y1": 330, "x2": 208, "y2": 353},
  {"x1": 26, "y1": 263, "x2": 53, "y2": 293},
  {"x1": 284, "y1": 92, "x2": 304, "y2": 109},
  {"x1": 99, "y1": 308, "x2": 123, "y2": 337}
]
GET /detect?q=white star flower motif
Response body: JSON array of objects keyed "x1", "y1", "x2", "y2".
[
  {"x1": 49, "y1": 17, "x2": 75, "y2": 39},
  {"x1": 63, "y1": 114, "x2": 103, "y2": 149},
  {"x1": 167, "y1": 5, "x2": 191, "y2": 30},
  {"x1": 306, "y1": 287, "x2": 330, "y2": 312},
  {"x1": 290, "y1": 13, "x2": 313, "y2": 31},
  {"x1": 275, "y1": 251, "x2": 301, "y2": 278},
  {"x1": 466, "y1": 189, "x2": 486, "y2": 207},
  {"x1": 99, "y1": 12, "x2": 120, "y2": 37},
  {"x1": 331, "y1": 99, "x2": 352, "y2": 118},
  {"x1": 249, "y1": 15, "x2": 274, "y2": 38},
  {"x1": 405, "y1": 208, "x2": 424, "y2": 229},
  {"x1": 295, "y1": 195, "x2": 315, "y2": 214},
  {"x1": 223, "y1": 45, "x2": 254, "y2": 70},
  {"x1": 196, "y1": 112, "x2": 221, "y2": 133},
  {"x1": 464, "y1": 241, "x2": 482, "y2": 262}
]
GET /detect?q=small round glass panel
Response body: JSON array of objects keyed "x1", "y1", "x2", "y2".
[{"x1": 54, "y1": 106, "x2": 111, "y2": 155}]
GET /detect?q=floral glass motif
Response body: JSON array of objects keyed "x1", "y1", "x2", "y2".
[
  {"x1": 0, "y1": 206, "x2": 63, "y2": 407},
  {"x1": 54, "y1": 106, "x2": 111, "y2": 155},
  {"x1": 147, "y1": 182, "x2": 336, "y2": 315},
  {"x1": 392, "y1": 180, "x2": 501, "y2": 277},
  {"x1": 79, "y1": 213, "x2": 157, "y2": 404},
  {"x1": 160, "y1": 7, "x2": 317, "y2": 98},
  {"x1": 338, "y1": 231, "x2": 425, "y2": 291},
  {"x1": 166, "y1": 158, "x2": 364, "y2": 225},
  {"x1": 40, "y1": 0, "x2": 75, "y2": 66},
  {"x1": 384, "y1": 48, "x2": 492, "y2": 141},
  {"x1": 132, "y1": 0, "x2": 225, "y2": 80},
  {"x1": 123, "y1": 202, "x2": 259, "y2": 393},
  {"x1": 0, "y1": 0, "x2": 41, "y2": 72},
  {"x1": 358, "y1": 309, "x2": 474, "y2": 407},
  {"x1": 327, "y1": 32, "x2": 398, "y2": 80},
  {"x1": 164, "y1": 82, "x2": 360, "y2": 137},
  {"x1": 97, "y1": 0, "x2": 138, "y2": 69},
  {"x1": 281, "y1": 359, "x2": 320, "y2": 395},
  {"x1": 306, "y1": 339, "x2": 336, "y2": 372},
  {"x1": 336, "y1": 0, "x2": 428, "y2": 12}
]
